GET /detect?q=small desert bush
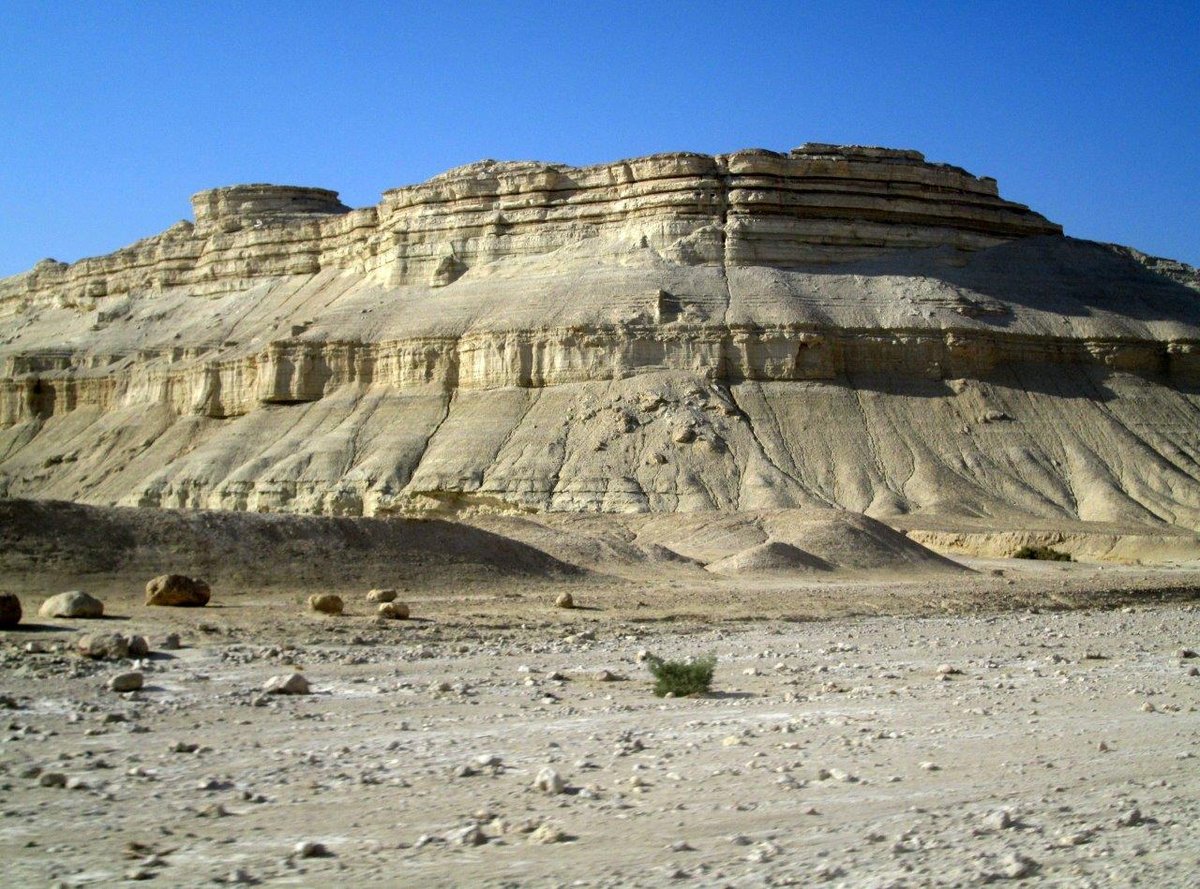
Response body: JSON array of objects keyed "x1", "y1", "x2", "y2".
[
  {"x1": 1013, "y1": 545, "x2": 1072, "y2": 562},
  {"x1": 644, "y1": 654, "x2": 716, "y2": 697}
]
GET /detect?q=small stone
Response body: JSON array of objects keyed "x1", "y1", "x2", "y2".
[
  {"x1": 813, "y1": 863, "x2": 845, "y2": 881},
  {"x1": 108, "y1": 672, "x2": 144, "y2": 692},
  {"x1": 39, "y1": 590, "x2": 104, "y2": 619},
  {"x1": 263, "y1": 673, "x2": 310, "y2": 695},
  {"x1": 39, "y1": 772, "x2": 67, "y2": 788},
  {"x1": 669, "y1": 840, "x2": 695, "y2": 852},
  {"x1": 555, "y1": 592, "x2": 574, "y2": 609},
  {"x1": 534, "y1": 766, "x2": 566, "y2": 794},
  {"x1": 528, "y1": 822, "x2": 566, "y2": 844},
  {"x1": 936, "y1": 664, "x2": 962, "y2": 675},
  {"x1": 995, "y1": 852, "x2": 1037, "y2": 879},
  {"x1": 127, "y1": 635, "x2": 150, "y2": 658},
  {"x1": 919, "y1": 761, "x2": 941, "y2": 771},
  {"x1": 294, "y1": 841, "x2": 330, "y2": 858},
  {"x1": 366, "y1": 588, "x2": 397, "y2": 603},
  {"x1": 1175, "y1": 648, "x2": 1197, "y2": 659},
  {"x1": 594, "y1": 669, "x2": 619, "y2": 682},
  {"x1": 1116, "y1": 807, "x2": 1143, "y2": 827},
  {"x1": 747, "y1": 841, "x2": 782, "y2": 864},
  {"x1": 1057, "y1": 829, "x2": 1093, "y2": 846},
  {"x1": 307, "y1": 594, "x2": 343, "y2": 615},
  {"x1": 446, "y1": 825, "x2": 486, "y2": 846},
  {"x1": 160, "y1": 633, "x2": 182, "y2": 651},
  {"x1": 145, "y1": 574, "x2": 211, "y2": 607},
  {"x1": 378, "y1": 602, "x2": 409, "y2": 620},
  {"x1": 984, "y1": 809, "x2": 1014, "y2": 830}
]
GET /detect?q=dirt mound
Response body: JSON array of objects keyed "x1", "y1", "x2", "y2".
[
  {"x1": 0, "y1": 498, "x2": 578, "y2": 590},
  {"x1": 634, "y1": 510, "x2": 966, "y2": 576},
  {"x1": 706, "y1": 540, "x2": 833, "y2": 575}
]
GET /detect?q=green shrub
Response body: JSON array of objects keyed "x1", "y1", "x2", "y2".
[
  {"x1": 1013, "y1": 545, "x2": 1072, "y2": 562},
  {"x1": 644, "y1": 654, "x2": 716, "y2": 697}
]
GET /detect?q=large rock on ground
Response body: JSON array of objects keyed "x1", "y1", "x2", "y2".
[
  {"x1": 0, "y1": 593, "x2": 21, "y2": 627},
  {"x1": 308, "y1": 594, "x2": 343, "y2": 615},
  {"x1": 264, "y1": 673, "x2": 310, "y2": 695},
  {"x1": 77, "y1": 632, "x2": 130, "y2": 659},
  {"x1": 377, "y1": 601, "x2": 409, "y2": 620},
  {"x1": 39, "y1": 591, "x2": 104, "y2": 619},
  {"x1": 145, "y1": 574, "x2": 211, "y2": 607}
]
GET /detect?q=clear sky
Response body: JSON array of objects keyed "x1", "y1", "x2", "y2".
[{"x1": 1, "y1": 1, "x2": 1196, "y2": 278}]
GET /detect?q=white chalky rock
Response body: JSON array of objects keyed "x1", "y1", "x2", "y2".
[
  {"x1": 263, "y1": 673, "x2": 310, "y2": 695},
  {"x1": 446, "y1": 825, "x2": 486, "y2": 846},
  {"x1": 534, "y1": 767, "x2": 566, "y2": 794},
  {"x1": 528, "y1": 822, "x2": 566, "y2": 844}
]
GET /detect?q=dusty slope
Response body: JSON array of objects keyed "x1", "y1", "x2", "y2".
[{"x1": 0, "y1": 500, "x2": 965, "y2": 601}]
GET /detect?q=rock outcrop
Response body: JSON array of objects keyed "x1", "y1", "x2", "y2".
[{"x1": 1, "y1": 144, "x2": 1198, "y2": 528}]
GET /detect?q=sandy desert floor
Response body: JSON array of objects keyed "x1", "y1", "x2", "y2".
[{"x1": 1, "y1": 551, "x2": 1198, "y2": 888}]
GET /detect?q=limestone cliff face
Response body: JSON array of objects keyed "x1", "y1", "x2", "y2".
[{"x1": 2, "y1": 145, "x2": 1198, "y2": 526}]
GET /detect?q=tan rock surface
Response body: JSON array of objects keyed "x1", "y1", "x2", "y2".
[
  {"x1": 37, "y1": 590, "x2": 104, "y2": 619},
  {"x1": 0, "y1": 144, "x2": 1197, "y2": 534},
  {"x1": 307, "y1": 593, "x2": 344, "y2": 615},
  {"x1": 144, "y1": 573, "x2": 211, "y2": 607}
]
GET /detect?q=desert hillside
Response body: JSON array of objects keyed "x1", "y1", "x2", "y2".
[{"x1": 1, "y1": 144, "x2": 1198, "y2": 534}]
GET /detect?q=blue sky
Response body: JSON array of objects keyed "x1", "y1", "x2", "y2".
[{"x1": 1, "y1": 1, "x2": 1196, "y2": 277}]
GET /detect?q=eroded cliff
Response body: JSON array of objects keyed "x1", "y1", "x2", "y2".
[{"x1": 2, "y1": 144, "x2": 1198, "y2": 528}]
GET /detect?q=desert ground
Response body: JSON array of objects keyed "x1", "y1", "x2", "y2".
[{"x1": 1, "y1": 501, "x2": 1198, "y2": 887}]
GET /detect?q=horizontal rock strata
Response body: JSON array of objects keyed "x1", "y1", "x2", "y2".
[
  {"x1": 1, "y1": 144, "x2": 1198, "y2": 527},
  {"x1": 2, "y1": 145, "x2": 1060, "y2": 304}
]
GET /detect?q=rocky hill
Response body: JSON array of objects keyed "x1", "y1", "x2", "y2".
[{"x1": 2, "y1": 144, "x2": 1198, "y2": 531}]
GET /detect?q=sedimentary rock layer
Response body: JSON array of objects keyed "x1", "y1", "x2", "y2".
[
  {"x1": 1, "y1": 145, "x2": 1060, "y2": 305},
  {"x1": 1, "y1": 145, "x2": 1198, "y2": 527}
]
